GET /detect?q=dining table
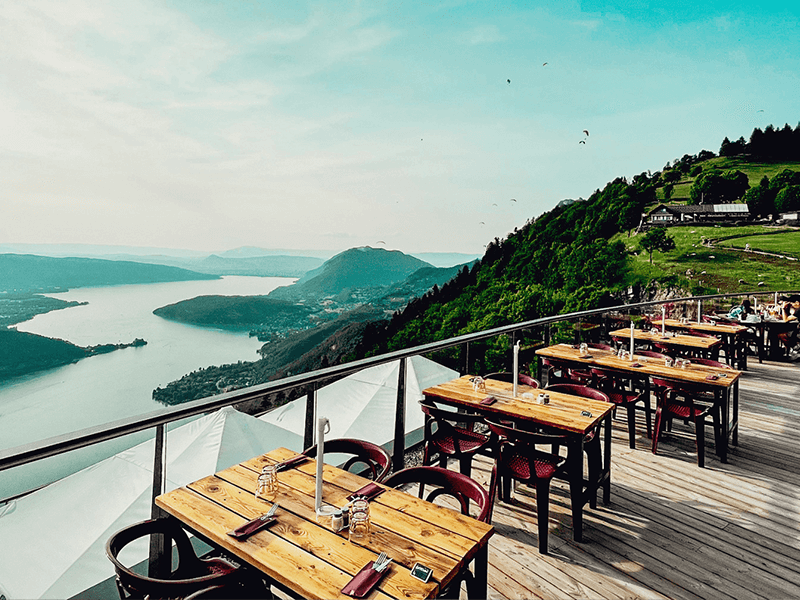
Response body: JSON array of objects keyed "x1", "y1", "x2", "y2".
[
  {"x1": 155, "y1": 447, "x2": 494, "y2": 599},
  {"x1": 651, "y1": 318, "x2": 748, "y2": 367},
  {"x1": 609, "y1": 326, "x2": 723, "y2": 359},
  {"x1": 536, "y1": 344, "x2": 742, "y2": 463},
  {"x1": 422, "y1": 375, "x2": 614, "y2": 544}
]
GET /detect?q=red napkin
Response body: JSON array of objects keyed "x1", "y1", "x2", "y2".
[
  {"x1": 706, "y1": 374, "x2": 719, "y2": 381},
  {"x1": 227, "y1": 515, "x2": 277, "y2": 540},
  {"x1": 631, "y1": 363, "x2": 643, "y2": 368},
  {"x1": 342, "y1": 561, "x2": 387, "y2": 598},
  {"x1": 275, "y1": 454, "x2": 309, "y2": 472},
  {"x1": 579, "y1": 354, "x2": 594, "y2": 359},
  {"x1": 347, "y1": 482, "x2": 385, "y2": 502},
  {"x1": 480, "y1": 396, "x2": 496, "y2": 405}
]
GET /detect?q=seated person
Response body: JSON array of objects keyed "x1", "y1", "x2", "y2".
[
  {"x1": 727, "y1": 299, "x2": 757, "y2": 322},
  {"x1": 776, "y1": 296, "x2": 800, "y2": 359}
]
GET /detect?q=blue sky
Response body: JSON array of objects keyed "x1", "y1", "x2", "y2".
[{"x1": 1, "y1": 1, "x2": 798, "y2": 255}]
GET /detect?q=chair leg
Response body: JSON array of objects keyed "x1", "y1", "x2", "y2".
[
  {"x1": 652, "y1": 405, "x2": 664, "y2": 455},
  {"x1": 535, "y1": 480, "x2": 551, "y2": 554},
  {"x1": 626, "y1": 405, "x2": 636, "y2": 449},
  {"x1": 642, "y1": 398, "x2": 652, "y2": 439},
  {"x1": 695, "y1": 413, "x2": 705, "y2": 468}
]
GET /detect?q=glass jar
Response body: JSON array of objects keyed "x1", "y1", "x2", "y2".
[
  {"x1": 349, "y1": 499, "x2": 370, "y2": 543},
  {"x1": 255, "y1": 464, "x2": 278, "y2": 502}
]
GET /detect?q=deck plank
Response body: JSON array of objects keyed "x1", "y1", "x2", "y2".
[{"x1": 464, "y1": 358, "x2": 800, "y2": 599}]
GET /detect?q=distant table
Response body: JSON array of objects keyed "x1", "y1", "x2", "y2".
[
  {"x1": 156, "y1": 447, "x2": 494, "y2": 599},
  {"x1": 422, "y1": 375, "x2": 614, "y2": 544},
  {"x1": 536, "y1": 344, "x2": 741, "y2": 462},
  {"x1": 609, "y1": 327, "x2": 722, "y2": 359},
  {"x1": 652, "y1": 319, "x2": 748, "y2": 368}
]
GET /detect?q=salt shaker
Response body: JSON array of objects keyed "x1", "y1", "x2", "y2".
[{"x1": 331, "y1": 510, "x2": 344, "y2": 532}]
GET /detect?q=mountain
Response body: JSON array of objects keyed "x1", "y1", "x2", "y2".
[
  {"x1": 269, "y1": 247, "x2": 432, "y2": 300},
  {"x1": 153, "y1": 296, "x2": 313, "y2": 331},
  {"x1": 0, "y1": 254, "x2": 218, "y2": 293}
]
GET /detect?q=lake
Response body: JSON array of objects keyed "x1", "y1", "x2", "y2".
[{"x1": 0, "y1": 276, "x2": 293, "y2": 498}]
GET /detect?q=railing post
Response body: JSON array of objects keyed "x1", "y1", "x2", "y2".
[
  {"x1": 149, "y1": 423, "x2": 169, "y2": 578},
  {"x1": 392, "y1": 358, "x2": 407, "y2": 472},
  {"x1": 462, "y1": 342, "x2": 470, "y2": 375},
  {"x1": 304, "y1": 385, "x2": 317, "y2": 450}
]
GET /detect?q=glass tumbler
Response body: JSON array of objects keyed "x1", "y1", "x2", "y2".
[
  {"x1": 255, "y1": 464, "x2": 278, "y2": 502},
  {"x1": 348, "y1": 499, "x2": 370, "y2": 543}
]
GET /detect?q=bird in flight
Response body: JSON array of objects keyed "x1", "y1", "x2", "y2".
[
  {"x1": 479, "y1": 221, "x2": 485, "y2": 225},
  {"x1": 579, "y1": 140, "x2": 586, "y2": 144},
  {"x1": 757, "y1": 109, "x2": 764, "y2": 112},
  {"x1": 507, "y1": 79, "x2": 511, "y2": 84},
  {"x1": 583, "y1": 129, "x2": 589, "y2": 136},
  {"x1": 376, "y1": 241, "x2": 386, "y2": 245},
  {"x1": 542, "y1": 62, "x2": 548, "y2": 66},
  {"x1": 492, "y1": 203, "x2": 498, "y2": 206},
  {"x1": 510, "y1": 198, "x2": 517, "y2": 202}
]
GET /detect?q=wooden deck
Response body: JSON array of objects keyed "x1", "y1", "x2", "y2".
[{"x1": 466, "y1": 359, "x2": 800, "y2": 600}]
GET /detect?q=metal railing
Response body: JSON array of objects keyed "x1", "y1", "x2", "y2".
[{"x1": 1, "y1": 289, "x2": 796, "y2": 505}]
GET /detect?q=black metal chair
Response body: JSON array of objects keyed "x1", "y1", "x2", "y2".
[{"x1": 302, "y1": 437, "x2": 392, "y2": 482}]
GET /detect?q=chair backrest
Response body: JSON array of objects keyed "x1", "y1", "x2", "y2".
[
  {"x1": 544, "y1": 383, "x2": 610, "y2": 403},
  {"x1": 637, "y1": 350, "x2": 670, "y2": 359},
  {"x1": 383, "y1": 466, "x2": 492, "y2": 523},
  {"x1": 419, "y1": 398, "x2": 488, "y2": 427},
  {"x1": 106, "y1": 519, "x2": 230, "y2": 599},
  {"x1": 302, "y1": 438, "x2": 392, "y2": 482},
  {"x1": 482, "y1": 372, "x2": 540, "y2": 388},
  {"x1": 587, "y1": 342, "x2": 614, "y2": 351},
  {"x1": 688, "y1": 357, "x2": 732, "y2": 369}
]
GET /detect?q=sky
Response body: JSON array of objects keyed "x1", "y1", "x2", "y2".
[{"x1": 2, "y1": 1, "x2": 799, "y2": 256}]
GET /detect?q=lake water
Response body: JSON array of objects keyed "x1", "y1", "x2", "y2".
[{"x1": 0, "y1": 276, "x2": 294, "y2": 498}]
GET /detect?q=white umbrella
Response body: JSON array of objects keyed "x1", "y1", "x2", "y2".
[
  {"x1": 260, "y1": 355, "x2": 459, "y2": 447},
  {"x1": 0, "y1": 406, "x2": 296, "y2": 600}
]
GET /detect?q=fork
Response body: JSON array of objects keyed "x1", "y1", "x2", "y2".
[
  {"x1": 372, "y1": 552, "x2": 387, "y2": 571},
  {"x1": 376, "y1": 558, "x2": 392, "y2": 573},
  {"x1": 260, "y1": 502, "x2": 280, "y2": 521}
]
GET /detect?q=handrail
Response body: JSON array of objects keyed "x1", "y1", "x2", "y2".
[{"x1": 1, "y1": 289, "x2": 795, "y2": 476}]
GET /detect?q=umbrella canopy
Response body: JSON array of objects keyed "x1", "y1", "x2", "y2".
[
  {"x1": 0, "y1": 406, "x2": 296, "y2": 600},
  {"x1": 260, "y1": 355, "x2": 459, "y2": 447}
]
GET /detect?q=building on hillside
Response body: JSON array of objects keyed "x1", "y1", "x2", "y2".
[
  {"x1": 777, "y1": 211, "x2": 798, "y2": 223},
  {"x1": 646, "y1": 203, "x2": 750, "y2": 225}
]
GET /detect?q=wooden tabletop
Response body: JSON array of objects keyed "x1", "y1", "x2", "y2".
[
  {"x1": 609, "y1": 327, "x2": 723, "y2": 350},
  {"x1": 156, "y1": 447, "x2": 493, "y2": 600},
  {"x1": 422, "y1": 375, "x2": 613, "y2": 435},
  {"x1": 651, "y1": 318, "x2": 747, "y2": 335},
  {"x1": 536, "y1": 344, "x2": 741, "y2": 389}
]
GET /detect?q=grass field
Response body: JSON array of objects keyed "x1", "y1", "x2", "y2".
[
  {"x1": 615, "y1": 224, "x2": 800, "y2": 297},
  {"x1": 717, "y1": 230, "x2": 800, "y2": 257},
  {"x1": 654, "y1": 158, "x2": 800, "y2": 201}
]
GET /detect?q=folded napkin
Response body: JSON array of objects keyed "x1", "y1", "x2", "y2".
[
  {"x1": 631, "y1": 363, "x2": 643, "y2": 368},
  {"x1": 579, "y1": 354, "x2": 594, "y2": 359},
  {"x1": 348, "y1": 482, "x2": 385, "y2": 502},
  {"x1": 342, "y1": 561, "x2": 387, "y2": 598},
  {"x1": 275, "y1": 454, "x2": 309, "y2": 472},
  {"x1": 227, "y1": 515, "x2": 277, "y2": 540},
  {"x1": 480, "y1": 395, "x2": 496, "y2": 406},
  {"x1": 706, "y1": 374, "x2": 719, "y2": 381}
]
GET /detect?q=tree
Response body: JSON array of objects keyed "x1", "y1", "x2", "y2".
[
  {"x1": 639, "y1": 228, "x2": 676, "y2": 264},
  {"x1": 745, "y1": 175, "x2": 775, "y2": 217},
  {"x1": 689, "y1": 169, "x2": 749, "y2": 204},
  {"x1": 775, "y1": 185, "x2": 800, "y2": 213}
]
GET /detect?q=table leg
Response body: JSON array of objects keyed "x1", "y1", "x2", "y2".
[
  {"x1": 567, "y1": 436, "x2": 584, "y2": 543},
  {"x1": 732, "y1": 379, "x2": 739, "y2": 447},
  {"x1": 603, "y1": 413, "x2": 612, "y2": 505},
  {"x1": 716, "y1": 389, "x2": 728, "y2": 464},
  {"x1": 472, "y1": 544, "x2": 489, "y2": 598}
]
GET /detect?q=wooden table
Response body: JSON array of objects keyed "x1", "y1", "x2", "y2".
[
  {"x1": 652, "y1": 318, "x2": 748, "y2": 368},
  {"x1": 609, "y1": 327, "x2": 723, "y2": 358},
  {"x1": 536, "y1": 344, "x2": 742, "y2": 462},
  {"x1": 422, "y1": 375, "x2": 614, "y2": 544},
  {"x1": 156, "y1": 447, "x2": 494, "y2": 599}
]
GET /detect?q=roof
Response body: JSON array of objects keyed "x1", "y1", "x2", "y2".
[{"x1": 648, "y1": 203, "x2": 750, "y2": 216}]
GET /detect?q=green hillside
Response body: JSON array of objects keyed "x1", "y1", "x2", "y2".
[{"x1": 153, "y1": 296, "x2": 314, "y2": 331}]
